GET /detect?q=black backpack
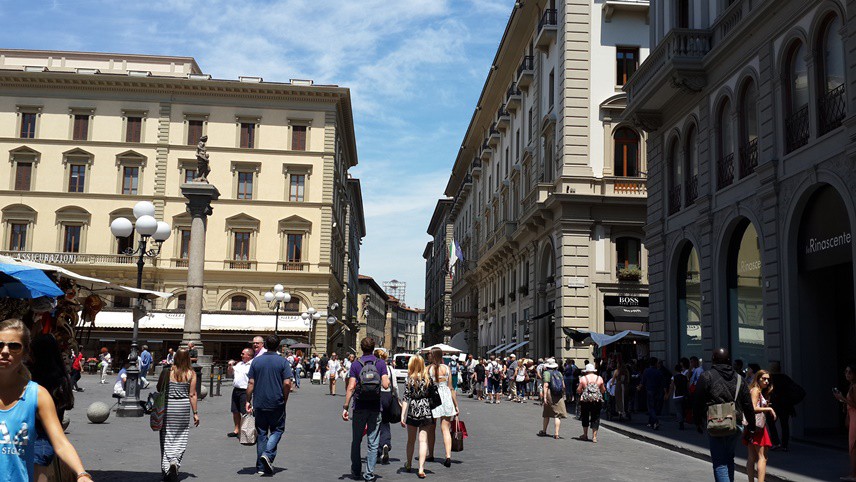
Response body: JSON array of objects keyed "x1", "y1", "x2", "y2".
[{"x1": 357, "y1": 359, "x2": 382, "y2": 401}]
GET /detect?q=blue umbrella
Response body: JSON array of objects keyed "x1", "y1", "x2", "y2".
[{"x1": 0, "y1": 262, "x2": 64, "y2": 299}]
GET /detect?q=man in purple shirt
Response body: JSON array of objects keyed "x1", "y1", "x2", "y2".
[{"x1": 342, "y1": 337, "x2": 390, "y2": 481}]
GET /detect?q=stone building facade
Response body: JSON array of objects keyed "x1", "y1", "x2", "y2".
[
  {"x1": 423, "y1": 199, "x2": 454, "y2": 346},
  {"x1": 357, "y1": 275, "x2": 388, "y2": 348},
  {"x1": 442, "y1": 1, "x2": 651, "y2": 360},
  {"x1": 0, "y1": 49, "x2": 361, "y2": 361},
  {"x1": 624, "y1": 0, "x2": 854, "y2": 439}
]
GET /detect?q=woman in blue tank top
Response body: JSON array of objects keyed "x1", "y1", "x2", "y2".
[{"x1": 0, "y1": 318, "x2": 92, "y2": 482}]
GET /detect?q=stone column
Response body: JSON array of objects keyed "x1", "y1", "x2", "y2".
[{"x1": 180, "y1": 183, "x2": 220, "y2": 375}]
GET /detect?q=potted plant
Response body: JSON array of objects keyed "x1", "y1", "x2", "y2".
[
  {"x1": 498, "y1": 296, "x2": 505, "y2": 306},
  {"x1": 545, "y1": 275, "x2": 555, "y2": 285},
  {"x1": 518, "y1": 285, "x2": 529, "y2": 296},
  {"x1": 508, "y1": 291, "x2": 516, "y2": 301},
  {"x1": 617, "y1": 266, "x2": 643, "y2": 281},
  {"x1": 489, "y1": 301, "x2": 496, "y2": 309},
  {"x1": 481, "y1": 306, "x2": 487, "y2": 313}
]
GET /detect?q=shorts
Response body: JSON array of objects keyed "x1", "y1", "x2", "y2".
[
  {"x1": 487, "y1": 377, "x2": 501, "y2": 394},
  {"x1": 33, "y1": 433, "x2": 55, "y2": 466},
  {"x1": 231, "y1": 387, "x2": 247, "y2": 414}
]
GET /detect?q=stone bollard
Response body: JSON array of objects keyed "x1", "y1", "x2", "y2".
[{"x1": 87, "y1": 402, "x2": 111, "y2": 424}]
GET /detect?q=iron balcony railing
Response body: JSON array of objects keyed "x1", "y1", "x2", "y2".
[
  {"x1": 818, "y1": 83, "x2": 846, "y2": 137},
  {"x1": 507, "y1": 84, "x2": 521, "y2": 100},
  {"x1": 685, "y1": 175, "x2": 698, "y2": 205},
  {"x1": 517, "y1": 55, "x2": 534, "y2": 78},
  {"x1": 538, "y1": 8, "x2": 557, "y2": 31},
  {"x1": 738, "y1": 138, "x2": 758, "y2": 178},
  {"x1": 668, "y1": 185, "x2": 682, "y2": 215},
  {"x1": 785, "y1": 104, "x2": 810, "y2": 153},
  {"x1": 717, "y1": 153, "x2": 735, "y2": 190}
]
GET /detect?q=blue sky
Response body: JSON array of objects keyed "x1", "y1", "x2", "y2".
[{"x1": 0, "y1": 0, "x2": 512, "y2": 307}]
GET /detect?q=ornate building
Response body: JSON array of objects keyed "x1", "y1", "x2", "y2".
[
  {"x1": 624, "y1": 0, "x2": 854, "y2": 440},
  {"x1": 442, "y1": 1, "x2": 651, "y2": 360},
  {"x1": 423, "y1": 199, "x2": 454, "y2": 345},
  {"x1": 0, "y1": 49, "x2": 362, "y2": 361}
]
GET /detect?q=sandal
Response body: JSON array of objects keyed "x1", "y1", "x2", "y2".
[
  {"x1": 576, "y1": 435, "x2": 588, "y2": 441},
  {"x1": 537, "y1": 430, "x2": 548, "y2": 437},
  {"x1": 404, "y1": 463, "x2": 412, "y2": 473},
  {"x1": 418, "y1": 472, "x2": 426, "y2": 479}
]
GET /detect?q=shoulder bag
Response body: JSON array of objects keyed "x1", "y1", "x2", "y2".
[
  {"x1": 451, "y1": 417, "x2": 465, "y2": 452},
  {"x1": 239, "y1": 413, "x2": 257, "y2": 445},
  {"x1": 149, "y1": 382, "x2": 168, "y2": 431},
  {"x1": 428, "y1": 381, "x2": 442, "y2": 410},
  {"x1": 707, "y1": 374, "x2": 742, "y2": 437}
]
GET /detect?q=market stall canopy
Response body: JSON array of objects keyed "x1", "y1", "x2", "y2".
[
  {"x1": 0, "y1": 262, "x2": 65, "y2": 299},
  {"x1": 504, "y1": 340, "x2": 529, "y2": 353},
  {"x1": 419, "y1": 343, "x2": 462, "y2": 354},
  {"x1": 485, "y1": 343, "x2": 508, "y2": 354},
  {"x1": 289, "y1": 343, "x2": 311, "y2": 349},
  {"x1": 93, "y1": 311, "x2": 309, "y2": 332},
  {"x1": 0, "y1": 255, "x2": 171, "y2": 299}
]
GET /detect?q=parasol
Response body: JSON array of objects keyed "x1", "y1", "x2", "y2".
[{"x1": 0, "y1": 263, "x2": 64, "y2": 299}]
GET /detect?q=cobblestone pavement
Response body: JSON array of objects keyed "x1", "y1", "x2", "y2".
[{"x1": 67, "y1": 374, "x2": 716, "y2": 481}]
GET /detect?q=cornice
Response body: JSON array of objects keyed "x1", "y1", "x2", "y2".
[{"x1": 0, "y1": 189, "x2": 329, "y2": 209}]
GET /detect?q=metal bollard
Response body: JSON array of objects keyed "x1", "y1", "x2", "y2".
[{"x1": 215, "y1": 373, "x2": 222, "y2": 396}]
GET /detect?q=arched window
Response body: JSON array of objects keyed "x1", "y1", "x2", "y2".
[
  {"x1": 726, "y1": 220, "x2": 765, "y2": 365},
  {"x1": 739, "y1": 80, "x2": 759, "y2": 177},
  {"x1": 613, "y1": 128, "x2": 640, "y2": 177},
  {"x1": 231, "y1": 295, "x2": 248, "y2": 311},
  {"x1": 675, "y1": 0, "x2": 689, "y2": 28},
  {"x1": 716, "y1": 99, "x2": 734, "y2": 189},
  {"x1": 676, "y1": 243, "x2": 701, "y2": 358},
  {"x1": 817, "y1": 15, "x2": 846, "y2": 135},
  {"x1": 283, "y1": 296, "x2": 302, "y2": 315},
  {"x1": 785, "y1": 41, "x2": 810, "y2": 152},
  {"x1": 684, "y1": 125, "x2": 698, "y2": 204},
  {"x1": 616, "y1": 237, "x2": 641, "y2": 275},
  {"x1": 667, "y1": 138, "x2": 681, "y2": 214},
  {"x1": 176, "y1": 294, "x2": 187, "y2": 310}
]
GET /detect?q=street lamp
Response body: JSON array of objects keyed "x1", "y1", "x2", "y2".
[
  {"x1": 263, "y1": 284, "x2": 291, "y2": 336},
  {"x1": 109, "y1": 200, "x2": 171, "y2": 417},
  {"x1": 301, "y1": 307, "x2": 325, "y2": 350}
]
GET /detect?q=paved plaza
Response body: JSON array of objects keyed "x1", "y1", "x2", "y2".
[{"x1": 66, "y1": 373, "x2": 718, "y2": 481}]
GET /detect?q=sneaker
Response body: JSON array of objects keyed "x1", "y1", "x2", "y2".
[
  {"x1": 256, "y1": 471, "x2": 265, "y2": 476},
  {"x1": 144, "y1": 382, "x2": 150, "y2": 389},
  {"x1": 381, "y1": 444, "x2": 390, "y2": 464},
  {"x1": 260, "y1": 455, "x2": 273, "y2": 474}
]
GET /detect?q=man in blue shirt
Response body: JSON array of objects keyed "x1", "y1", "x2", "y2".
[
  {"x1": 342, "y1": 337, "x2": 390, "y2": 481},
  {"x1": 247, "y1": 335, "x2": 294, "y2": 475},
  {"x1": 638, "y1": 357, "x2": 664, "y2": 430},
  {"x1": 138, "y1": 345, "x2": 153, "y2": 389}
]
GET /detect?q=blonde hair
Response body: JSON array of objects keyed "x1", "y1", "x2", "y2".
[
  {"x1": 374, "y1": 349, "x2": 388, "y2": 361},
  {"x1": 407, "y1": 355, "x2": 431, "y2": 384},
  {"x1": 0, "y1": 318, "x2": 32, "y2": 381}
]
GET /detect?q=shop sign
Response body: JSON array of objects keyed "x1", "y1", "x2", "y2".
[
  {"x1": 799, "y1": 186, "x2": 852, "y2": 271},
  {"x1": 604, "y1": 295, "x2": 648, "y2": 307}
]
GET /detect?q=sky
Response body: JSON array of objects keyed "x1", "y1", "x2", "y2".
[{"x1": 0, "y1": 0, "x2": 513, "y2": 308}]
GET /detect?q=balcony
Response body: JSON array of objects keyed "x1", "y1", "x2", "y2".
[
  {"x1": 172, "y1": 258, "x2": 189, "y2": 268},
  {"x1": 506, "y1": 84, "x2": 522, "y2": 112},
  {"x1": 279, "y1": 261, "x2": 308, "y2": 271},
  {"x1": 225, "y1": 259, "x2": 256, "y2": 270},
  {"x1": 535, "y1": 9, "x2": 558, "y2": 51},
  {"x1": 471, "y1": 158, "x2": 483, "y2": 178},
  {"x1": 480, "y1": 141, "x2": 492, "y2": 161},
  {"x1": 785, "y1": 105, "x2": 809, "y2": 153},
  {"x1": 496, "y1": 106, "x2": 510, "y2": 131},
  {"x1": 818, "y1": 84, "x2": 846, "y2": 137},
  {"x1": 668, "y1": 185, "x2": 682, "y2": 215},
  {"x1": 738, "y1": 138, "x2": 758, "y2": 178},
  {"x1": 717, "y1": 153, "x2": 735, "y2": 190},
  {"x1": 606, "y1": 177, "x2": 647, "y2": 196},
  {"x1": 685, "y1": 175, "x2": 698, "y2": 205},
  {"x1": 488, "y1": 124, "x2": 501, "y2": 148},
  {"x1": 516, "y1": 56, "x2": 534, "y2": 90},
  {"x1": 602, "y1": 0, "x2": 649, "y2": 23},
  {"x1": 0, "y1": 251, "x2": 140, "y2": 266}
]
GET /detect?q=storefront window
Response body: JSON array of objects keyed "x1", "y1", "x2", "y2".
[
  {"x1": 677, "y1": 244, "x2": 701, "y2": 358},
  {"x1": 727, "y1": 221, "x2": 765, "y2": 365}
]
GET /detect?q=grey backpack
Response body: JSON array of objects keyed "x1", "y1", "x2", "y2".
[{"x1": 706, "y1": 374, "x2": 742, "y2": 437}]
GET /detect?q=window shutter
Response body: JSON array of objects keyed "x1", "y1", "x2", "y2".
[
  {"x1": 15, "y1": 163, "x2": 32, "y2": 191},
  {"x1": 292, "y1": 126, "x2": 306, "y2": 151}
]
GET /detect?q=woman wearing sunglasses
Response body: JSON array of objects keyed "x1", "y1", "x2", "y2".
[
  {"x1": 0, "y1": 318, "x2": 93, "y2": 481},
  {"x1": 744, "y1": 369, "x2": 776, "y2": 482}
]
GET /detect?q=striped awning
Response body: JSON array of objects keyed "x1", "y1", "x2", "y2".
[{"x1": 485, "y1": 343, "x2": 508, "y2": 354}]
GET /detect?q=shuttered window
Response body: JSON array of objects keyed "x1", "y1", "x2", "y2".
[
  {"x1": 14, "y1": 162, "x2": 32, "y2": 191},
  {"x1": 126, "y1": 117, "x2": 142, "y2": 142},
  {"x1": 72, "y1": 115, "x2": 89, "y2": 141},
  {"x1": 187, "y1": 120, "x2": 203, "y2": 145},
  {"x1": 8, "y1": 223, "x2": 27, "y2": 251},
  {"x1": 291, "y1": 125, "x2": 307, "y2": 151},
  {"x1": 240, "y1": 123, "x2": 255, "y2": 148}
]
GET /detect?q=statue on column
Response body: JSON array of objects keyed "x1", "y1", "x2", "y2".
[{"x1": 194, "y1": 135, "x2": 210, "y2": 183}]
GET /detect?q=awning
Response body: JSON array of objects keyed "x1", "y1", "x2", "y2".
[
  {"x1": 530, "y1": 309, "x2": 555, "y2": 321},
  {"x1": 604, "y1": 305, "x2": 649, "y2": 322},
  {"x1": 419, "y1": 343, "x2": 462, "y2": 354},
  {"x1": 0, "y1": 262, "x2": 65, "y2": 299},
  {"x1": 91, "y1": 311, "x2": 309, "y2": 332},
  {"x1": 485, "y1": 343, "x2": 508, "y2": 354},
  {"x1": 562, "y1": 328, "x2": 594, "y2": 343},
  {"x1": 589, "y1": 330, "x2": 649, "y2": 347},
  {"x1": 448, "y1": 331, "x2": 469, "y2": 353},
  {"x1": 0, "y1": 255, "x2": 171, "y2": 299},
  {"x1": 504, "y1": 340, "x2": 529, "y2": 353}
]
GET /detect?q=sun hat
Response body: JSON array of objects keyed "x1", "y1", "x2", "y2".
[
  {"x1": 544, "y1": 358, "x2": 559, "y2": 369},
  {"x1": 583, "y1": 363, "x2": 597, "y2": 373}
]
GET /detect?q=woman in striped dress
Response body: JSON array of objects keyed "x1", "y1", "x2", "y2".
[{"x1": 158, "y1": 348, "x2": 199, "y2": 481}]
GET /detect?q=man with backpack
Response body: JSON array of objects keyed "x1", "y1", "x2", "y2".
[
  {"x1": 342, "y1": 337, "x2": 390, "y2": 482},
  {"x1": 538, "y1": 358, "x2": 567, "y2": 439},
  {"x1": 694, "y1": 348, "x2": 756, "y2": 482},
  {"x1": 486, "y1": 355, "x2": 503, "y2": 404}
]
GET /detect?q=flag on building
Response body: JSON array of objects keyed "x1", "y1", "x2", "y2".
[{"x1": 448, "y1": 240, "x2": 459, "y2": 280}]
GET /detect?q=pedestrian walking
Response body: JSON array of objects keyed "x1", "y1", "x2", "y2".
[
  {"x1": 666, "y1": 363, "x2": 690, "y2": 430},
  {"x1": 833, "y1": 363, "x2": 856, "y2": 481},
  {"x1": 159, "y1": 348, "x2": 199, "y2": 481},
  {"x1": 449, "y1": 356, "x2": 459, "y2": 392},
  {"x1": 246, "y1": 335, "x2": 293, "y2": 475},
  {"x1": 165, "y1": 348, "x2": 175, "y2": 366},
  {"x1": 342, "y1": 337, "x2": 390, "y2": 481},
  {"x1": 226, "y1": 348, "x2": 252, "y2": 438},
  {"x1": 320, "y1": 353, "x2": 329, "y2": 380},
  {"x1": 745, "y1": 370, "x2": 775, "y2": 482},
  {"x1": 486, "y1": 355, "x2": 502, "y2": 404},
  {"x1": 139, "y1": 344, "x2": 153, "y2": 389},
  {"x1": 400, "y1": 355, "x2": 434, "y2": 478},
  {"x1": 28, "y1": 334, "x2": 77, "y2": 482},
  {"x1": 639, "y1": 358, "x2": 665, "y2": 430},
  {"x1": 427, "y1": 347, "x2": 459, "y2": 467},
  {"x1": 375, "y1": 348, "x2": 398, "y2": 465},
  {"x1": 71, "y1": 349, "x2": 84, "y2": 392},
  {"x1": 252, "y1": 336, "x2": 266, "y2": 357},
  {"x1": 767, "y1": 361, "x2": 804, "y2": 452},
  {"x1": 538, "y1": 358, "x2": 567, "y2": 439},
  {"x1": 328, "y1": 353, "x2": 341, "y2": 396},
  {"x1": 515, "y1": 358, "x2": 528, "y2": 402},
  {"x1": 613, "y1": 361, "x2": 629, "y2": 421},
  {"x1": 473, "y1": 359, "x2": 486, "y2": 401},
  {"x1": 693, "y1": 348, "x2": 756, "y2": 482},
  {"x1": 0, "y1": 319, "x2": 93, "y2": 482},
  {"x1": 186, "y1": 341, "x2": 198, "y2": 364},
  {"x1": 576, "y1": 363, "x2": 605, "y2": 442},
  {"x1": 99, "y1": 347, "x2": 111, "y2": 383},
  {"x1": 292, "y1": 350, "x2": 303, "y2": 389}
]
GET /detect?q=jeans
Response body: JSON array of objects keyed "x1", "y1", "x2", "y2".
[
  {"x1": 139, "y1": 365, "x2": 150, "y2": 387},
  {"x1": 646, "y1": 391, "x2": 660, "y2": 425},
  {"x1": 351, "y1": 409, "x2": 381, "y2": 480},
  {"x1": 708, "y1": 432, "x2": 740, "y2": 482},
  {"x1": 255, "y1": 407, "x2": 286, "y2": 473},
  {"x1": 293, "y1": 367, "x2": 301, "y2": 388},
  {"x1": 516, "y1": 381, "x2": 526, "y2": 398},
  {"x1": 70, "y1": 369, "x2": 81, "y2": 390}
]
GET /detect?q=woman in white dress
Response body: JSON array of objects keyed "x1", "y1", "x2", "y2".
[
  {"x1": 427, "y1": 346, "x2": 459, "y2": 468},
  {"x1": 327, "y1": 353, "x2": 341, "y2": 396}
]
